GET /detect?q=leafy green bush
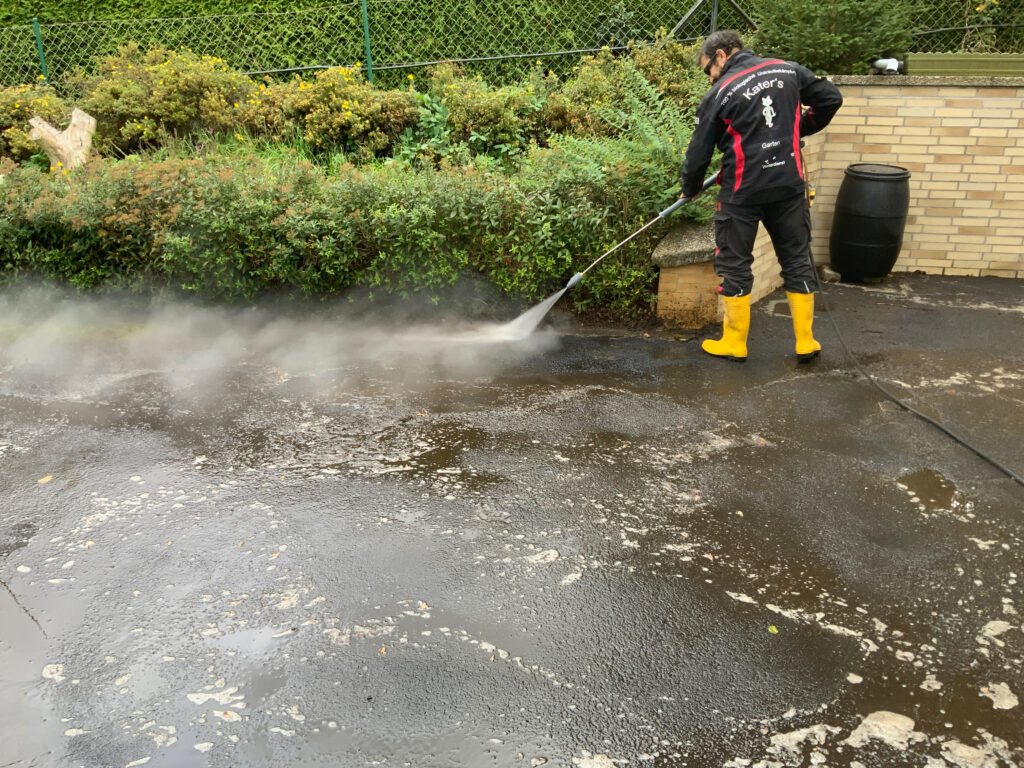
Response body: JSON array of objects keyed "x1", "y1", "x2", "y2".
[
  {"x1": 0, "y1": 83, "x2": 70, "y2": 162},
  {"x1": 423, "y1": 62, "x2": 545, "y2": 161},
  {"x1": 0, "y1": 127, "x2": 700, "y2": 319},
  {"x1": 0, "y1": 154, "x2": 339, "y2": 294},
  {"x1": 393, "y1": 90, "x2": 466, "y2": 167}
]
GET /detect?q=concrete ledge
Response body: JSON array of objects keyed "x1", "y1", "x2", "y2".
[
  {"x1": 831, "y1": 74, "x2": 1024, "y2": 87},
  {"x1": 651, "y1": 219, "x2": 715, "y2": 267}
]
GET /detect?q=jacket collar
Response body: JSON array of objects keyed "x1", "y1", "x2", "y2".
[{"x1": 717, "y1": 49, "x2": 757, "y2": 81}]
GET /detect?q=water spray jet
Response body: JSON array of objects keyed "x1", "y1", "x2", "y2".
[{"x1": 497, "y1": 175, "x2": 719, "y2": 340}]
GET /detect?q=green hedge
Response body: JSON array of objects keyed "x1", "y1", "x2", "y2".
[
  {"x1": 4, "y1": 1, "x2": 1020, "y2": 90},
  {"x1": 0, "y1": 142, "x2": 708, "y2": 319},
  {"x1": 0, "y1": 41, "x2": 711, "y2": 320},
  {"x1": 747, "y1": 0, "x2": 915, "y2": 75}
]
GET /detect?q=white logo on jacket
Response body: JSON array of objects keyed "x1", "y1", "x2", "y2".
[{"x1": 761, "y1": 95, "x2": 776, "y2": 127}]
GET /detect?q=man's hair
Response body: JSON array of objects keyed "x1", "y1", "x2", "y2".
[{"x1": 699, "y1": 30, "x2": 744, "y2": 63}]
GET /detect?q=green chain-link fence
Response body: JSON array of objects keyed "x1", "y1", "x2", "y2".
[
  {"x1": 1, "y1": 4, "x2": 364, "y2": 87},
  {"x1": 0, "y1": 0, "x2": 757, "y2": 88},
  {"x1": 1, "y1": 0, "x2": 1021, "y2": 88},
  {"x1": 913, "y1": 0, "x2": 1023, "y2": 54}
]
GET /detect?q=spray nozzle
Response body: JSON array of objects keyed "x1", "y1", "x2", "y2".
[{"x1": 565, "y1": 272, "x2": 584, "y2": 290}]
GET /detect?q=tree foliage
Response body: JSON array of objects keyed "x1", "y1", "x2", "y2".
[{"x1": 749, "y1": 0, "x2": 917, "y2": 74}]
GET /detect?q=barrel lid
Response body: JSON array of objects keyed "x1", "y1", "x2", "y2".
[{"x1": 845, "y1": 163, "x2": 910, "y2": 180}]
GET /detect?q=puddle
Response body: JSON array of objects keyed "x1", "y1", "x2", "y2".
[
  {"x1": 217, "y1": 625, "x2": 291, "y2": 657},
  {"x1": 896, "y1": 469, "x2": 972, "y2": 518},
  {"x1": 0, "y1": 522, "x2": 37, "y2": 560}
]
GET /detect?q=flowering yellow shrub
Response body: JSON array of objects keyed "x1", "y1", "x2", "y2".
[
  {"x1": 238, "y1": 78, "x2": 303, "y2": 140},
  {"x1": 74, "y1": 43, "x2": 257, "y2": 153},
  {"x1": 630, "y1": 37, "x2": 705, "y2": 107},
  {"x1": 283, "y1": 65, "x2": 418, "y2": 158},
  {"x1": 542, "y1": 49, "x2": 623, "y2": 137},
  {"x1": 0, "y1": 83, "x2": 70, "y2": 161},
  {"x1": 1, "y1": 37, "x2": 704, "y2": 168}
]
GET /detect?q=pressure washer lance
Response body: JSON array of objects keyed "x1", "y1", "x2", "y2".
[{"x1": 563, "y1": 174, "x2": 719, "y2": 292}]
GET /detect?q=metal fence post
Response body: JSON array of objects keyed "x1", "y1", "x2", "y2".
[
  {"x1": 32, "y1": 17, "x2": 50, "y2": 83},
  {"x1": 360, "y1": 0, "x2": 374, "y2": 83}
]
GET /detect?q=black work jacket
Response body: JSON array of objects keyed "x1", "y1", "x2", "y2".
[{"x1": 681, "y1": 50, "x2": 843, "y2": 204}]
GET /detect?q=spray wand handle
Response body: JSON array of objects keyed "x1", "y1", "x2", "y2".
[
  {"x1": 659, "y1": 174, "x2": 719, "y2": 218},
  {"x1": 564, "y1": 174, "x2": 718, "y2": 291},
  {"x1": 658, "y1": 197, "x2": 689, "y2": 219}
]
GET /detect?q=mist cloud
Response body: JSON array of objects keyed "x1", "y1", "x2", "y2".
[{"x1": 0, "y1": 286, "x2": 563, "y2": 403}]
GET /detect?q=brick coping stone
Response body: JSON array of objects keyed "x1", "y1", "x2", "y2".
[{"x1": 651, "y1": 219, "x2": 715, "y2": 268}]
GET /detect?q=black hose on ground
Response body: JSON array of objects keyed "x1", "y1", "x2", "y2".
[{"x1": 803, "y1": 168, "x2": 1024, "y2": 488}]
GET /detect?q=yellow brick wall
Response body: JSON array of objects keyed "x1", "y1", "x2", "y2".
[
  {"x1": 656, "y1": 262, "x2": 723, "y2": 326},
  {"x1": 805, "y1": 78, "x2": 1024, "y2": 279}
]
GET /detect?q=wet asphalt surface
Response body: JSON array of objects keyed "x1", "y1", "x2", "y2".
[{"x1": 1, "y1": 274, "x2": 1022, "y2": 768}]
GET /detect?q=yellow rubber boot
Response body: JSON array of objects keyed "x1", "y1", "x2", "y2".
[
  {"x1": 702, "y1": 294, "x2": 750, "y2": 362},
  {"x1": 787, "y1": 291, "x2": 821, "y2": 361}
]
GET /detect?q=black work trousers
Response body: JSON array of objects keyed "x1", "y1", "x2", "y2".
[{"x1": 712, "y1": 191, "x2": 818, "y2": 297}]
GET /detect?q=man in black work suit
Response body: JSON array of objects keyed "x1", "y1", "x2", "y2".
[{"x1": 680, "y1": 30, "x2": 843, "y2": 362}]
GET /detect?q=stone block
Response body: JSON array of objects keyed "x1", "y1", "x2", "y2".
[{"x1": 651, "y1": 219, "x2": 715, "y2": 268}]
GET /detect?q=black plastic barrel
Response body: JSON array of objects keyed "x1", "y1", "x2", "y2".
[{"x1": 829, "y1": 163, "x2": 911, "y2": 282}]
